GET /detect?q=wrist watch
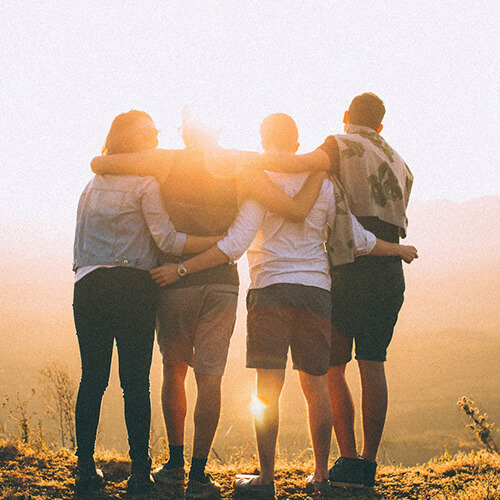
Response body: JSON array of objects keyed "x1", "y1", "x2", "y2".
[{"x1": 177, "y1": 263, "x2": 188, "y2": 277}]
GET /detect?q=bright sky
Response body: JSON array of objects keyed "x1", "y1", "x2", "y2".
[{"x1": 1, "y1": 1, "x2": 499, "y2": 245}]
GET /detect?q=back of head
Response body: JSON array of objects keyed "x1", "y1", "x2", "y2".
[
  {"x1": 260, "y1": 113, "x2": 299, "y2": 153},
  {"x1": 181, "y1": 105, "x2": 221, "y2": 149},
  {"x1": 102, "y1": 110, "x2": 158, "y2": 155},
  {"x1": 348, "y1": 93, "x2": 386, "y2": 131}
]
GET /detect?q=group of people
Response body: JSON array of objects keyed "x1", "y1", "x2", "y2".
[{"x1": 72, "y1": 92, "x2": 417, "y2": 498}]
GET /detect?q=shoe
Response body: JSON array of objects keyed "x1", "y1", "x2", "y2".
[
  {"x1": 75, "y1": 458, "x2": 104, "y2": 493},
  {"x1": 305, "y1": 473, "x2": 332, "y2": 495},
  {"x1": 328, "y1": 457, "x2": 365, "y2": 488},
  {"x1": 233, "y1": 474, "x2": 275, "y2": 499},
  {"x1": 362, "y1": 459, "x2": 377, "y2": 488},
  {"x1": 186, "y1": 473, "x2": 221, "y2": 499},
  {"x1": 127, "y1": 458, "x2": 155, "y2": 495},
  {"x1": 152, "y1": 464, "x2": 186, "y2": 485}
]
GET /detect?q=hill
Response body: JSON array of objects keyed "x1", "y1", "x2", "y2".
[{"x1": 0, "y1": 441, "x2": 499, "y2": 499}]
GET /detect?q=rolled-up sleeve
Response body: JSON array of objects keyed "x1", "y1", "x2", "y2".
[
  {"x1": 140, "y1": 177, "x2": 187, "y2": 255},
  {"x1": 217, "y1": 200, "x2": 266, "y2": 261},
  {"x1": 350, "y1": 213, "x2": 377, "y2": 255}
]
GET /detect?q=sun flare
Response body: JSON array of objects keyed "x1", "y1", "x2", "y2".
[{"x1": 250, "y1": 395, "x2": 267, "y2": 421}]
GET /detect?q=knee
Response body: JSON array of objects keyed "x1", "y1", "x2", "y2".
[{"x1": 79, "y1": 374, "x2": 109, "y2": 398}]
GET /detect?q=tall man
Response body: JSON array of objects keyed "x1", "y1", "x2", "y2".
[
  {"x1": 151, "y1": 113, "x2": 417, "y2": 497},
  {"x1": 321, "y1": 93, "x2": 413, "y2": 489}
]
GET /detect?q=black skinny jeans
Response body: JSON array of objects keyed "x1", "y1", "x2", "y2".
[{"x1": 73, "y1": 267, "x2": 159, "y2": 463}]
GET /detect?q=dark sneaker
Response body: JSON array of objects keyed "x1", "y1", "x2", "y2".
[
  {"x1": 186, "y1": 473, "x2": 221, "y2": 499},
  {"x1": 152, "y1": 464, "x2": 186, "y2": 485},
  {"x1": 362, "y1": 459, "x2": 377, "y2": 488},
  {"x1": 328, "y1": 457, "x2": 365, "y2": 488},
  {"x1": 233, "y1": 474, "x2": 275, "y2": 499},
  {"x1": 127, "y1": 459, "x2": 155, "y2": 495},
  {"x1": 75, "y1": 458, "x2": 104, "y2": 493},
  {"x1": 305, "y1": 473, "x2": 332, "y2": 495}
]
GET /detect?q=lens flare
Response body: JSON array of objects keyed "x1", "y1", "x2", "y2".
[{"x1": 250, "y1": 395, "x2": 267, "y2": 421}]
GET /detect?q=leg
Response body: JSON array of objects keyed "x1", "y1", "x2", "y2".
[
  {"x1": 115, "y1": 269, "x2": 158, "y2": 463},
  {"x1": 162, "y1": 362, "x2": 189, "y2": 448},
  {"x1": 358, "y1": 360, "x2": 387, "y2": 463},
  {"x1": 73, "y1": 272, "x2": 115, "y2": 461},
  {"x1": 253, "y1": 369, "x2": 285, "y2": 484},
  {"x1": 192, "y1": 373, "x2": 223, "y2": 459},
  {"x1": 299, "y1": 371, "x2": 332, "y2": 482},
  {"x1": 327, "y1": 364, "x2": 357, "y2": 458}
]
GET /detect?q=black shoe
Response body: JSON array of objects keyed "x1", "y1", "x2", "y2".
[
  {"x1": 362, "y1": 459, "x2": 377, "y2": 488},
  {"x1": 329, "y1": 456, "x2": 378, "y2": 488},
  {"x1": 75, "y1": 458, "x2": 104, "y2": 493},
  {"x1": 328, "y1": 457, "x2": 365, "y2": 488},
  {"x1": 127, "y1": 458, "x2": 155, "y2": 495}
]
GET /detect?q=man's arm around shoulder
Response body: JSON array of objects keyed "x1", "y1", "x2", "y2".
[{"x1": 91, "y1": 149, "x2": 176, "y2": 184}]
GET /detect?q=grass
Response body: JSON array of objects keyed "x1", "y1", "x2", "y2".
[{"x1": 1, "y1": 440, "x2": 499, "y2": 499}]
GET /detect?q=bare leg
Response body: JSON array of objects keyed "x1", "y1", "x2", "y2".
[
  {"x1": 161, "y1": 362, "x2": 188, "y2": 446},
  {"x1": 250, "y1": 369, "x2": 285, "y2": 485},
  {"x1": 299, "y1": 372, "x2": 332, "y2": 482},
  {"x1": 358, "y1": 360, "x2": 387, "y2": 463},
  {"x1": 327, "y1": 364, "x2": 357, "y2": 458},
  {"x1": 192, "y1": 373, "x2": 223, "y2": 459}
]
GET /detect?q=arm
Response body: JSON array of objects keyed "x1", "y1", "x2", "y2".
[
  {"x1": 240, "y1": 148, "x2": 331, "y2": 174},
  {"x1": 91, "y1": 149, "x2": 176, "y2": 184},
  {"x1": 150, "y1": 199, "x2": 266, "y2": 286},
  {"x1": 141, "y1": 178, "x2": 222, "y2": 255},
  {"x1": 348, "y1": 212, "x2": 418, "y2": 263},
  {"x1": 369, "y1": 239, "x2": 418, "y2": 263},
  {"x1": 237, "y1": 169, "x2": 326, "y2": 222},
  {"x1": 182, "y1": 235, "x2": 224, "y2": 254}
]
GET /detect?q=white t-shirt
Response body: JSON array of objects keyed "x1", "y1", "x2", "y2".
[{"x1": 217, "y1": 172, "x2": 376, "y2": 291}]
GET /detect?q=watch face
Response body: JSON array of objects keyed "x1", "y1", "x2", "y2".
[{"x1": 177, "y1": 264, "x2": 187, "y2": 277}]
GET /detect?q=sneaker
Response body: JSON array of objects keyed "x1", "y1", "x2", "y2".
[
  {"x1": 233, "y1": 474, "x2": 275, "y2": 499},
  {"x1": 75, "y1": 458, "x2": 104, "y2": 493},
  {"x1": 127, "y1": 459, "x2": 155, "y2": 495},
  {"x1": 305, "y1": 473, "x2": 332, "y2": 495},
  {"x1": 186, "y1": 473, "x2": 221, "y2": 499},
  {"x1": 362, "y1": 459, "x2": 377, "y2": 488},
  {"x1": 152, "y1": 464, "x2": 186, "y2": 485},
  {"x1": 328, "y1": 457, "x2": 365, "y2": 488}
]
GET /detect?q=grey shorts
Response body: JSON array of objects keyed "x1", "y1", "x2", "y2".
[
  {"x1": 246, "y1": 284, "x2": 332, "y2": 376},
  {"x1": 156, "y1": 283, "x2": 238, "y2": 376}
]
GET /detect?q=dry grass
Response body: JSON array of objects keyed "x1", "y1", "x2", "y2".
[{"x1": 0, "y1": 439, "x2": 499, "y2": 499}]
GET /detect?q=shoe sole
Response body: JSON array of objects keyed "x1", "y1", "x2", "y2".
[
  {"x1": 233, "y1": 491, "x2": 275, "y2": 500},
  {"x1": 185, "y1": 492, "x2": 220, "y2": 500},
  {"x1": 153, "y1": 476, "x2": 185, "y2": 486},
  {"x1": 330, "y1": 480, "x2": 366, "y2": 488}
]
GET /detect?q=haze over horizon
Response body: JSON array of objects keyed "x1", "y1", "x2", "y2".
[{"x1": 1, "y1": 1, "x2": 499, "y2": 252}]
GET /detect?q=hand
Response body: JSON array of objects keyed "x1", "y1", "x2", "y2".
[
  {"x1": 399, "y1": 245, "x2": 418, "y2": 264},
  {"x1": 150, "y1": 263, "x2": 180, "y2": 287}
]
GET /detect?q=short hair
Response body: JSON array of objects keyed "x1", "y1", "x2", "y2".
[
  {"x1": 348, "y1": 93, "x2": 386, "y2": 131},
  {"x1": 102, "y1": 110, "x2": 157, "y2": 155},
  {"x1": 260, "y1": 113, "x2": 299, "y2": 153}
]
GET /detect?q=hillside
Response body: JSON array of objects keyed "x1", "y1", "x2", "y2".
[{"x1": 0, "y1": 441, "x2": 499, "y2": 499}]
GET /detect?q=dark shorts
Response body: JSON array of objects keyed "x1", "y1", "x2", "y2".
[
  {"x1": 330, "y1": 258, "x2": 405, "y2": 365},
  {"x1": 246, "y1": 283, "x2": 332, "y2": 376}
]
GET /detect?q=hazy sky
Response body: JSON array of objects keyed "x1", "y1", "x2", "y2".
[{"x1": 1, "y1": 1, "x2": 499, "y2": 244}]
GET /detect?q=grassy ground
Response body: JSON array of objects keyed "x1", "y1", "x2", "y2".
[{"x1": 0, "y1": 440, "x2": 499, "y2": 499}]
